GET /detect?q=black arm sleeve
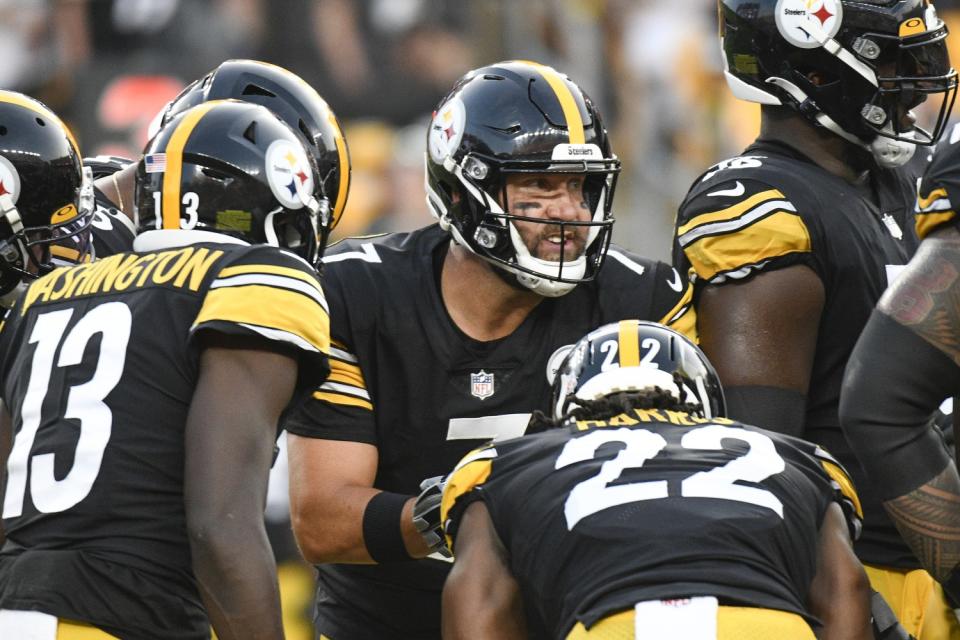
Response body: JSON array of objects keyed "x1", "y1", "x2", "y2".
[
  {"x1": 723, "y1": 385, "x2": 807, "y2": 438},
  {"x1": 840, "y1": 310, "x2": 960, "y2": 500}
]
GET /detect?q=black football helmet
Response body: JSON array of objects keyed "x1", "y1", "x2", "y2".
[
  {"x1": 83, "y1": 154, "x2": 133, "y2": 180},
  {"x1": 0, "y1": 90, "x2": 94, "y2": 299},
  {"x1": 425, "y1": 60, "x2": 620, "y2": 297},
  {"x1": 551, "y1": 320, "x2": 726, "y2": 420},
  {"x1": 136, "y1": 100, "x2": 329, "y2": 266},
  {"x1": 720, "y1": 0, "x2": 957, "y2": 166},
  {"x1": 156, "y1": 59, "x2": 350, "y2": 254}
]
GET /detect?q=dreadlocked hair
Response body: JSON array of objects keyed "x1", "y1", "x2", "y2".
[{"x1": 528, "y1": 372, "x2": 703, "y2": 434}]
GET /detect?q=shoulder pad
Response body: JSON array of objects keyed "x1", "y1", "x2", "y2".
[
  {"x1": 194, "y1": 244, "x2": 329, "y2": 354},
  {"x1": 677, "y1": 177, "x2": 811, "y2": 285},
  {"x1": 917, "y1": 137, "x2": 960, "y2": 240}
]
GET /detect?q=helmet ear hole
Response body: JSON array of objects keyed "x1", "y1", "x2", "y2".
[
  {"x1": 243, "y1": 121, "x2": 257, "y2": 144},
  {"x1": 242, "y1": 83, "x2": 275, "y2": 98}
]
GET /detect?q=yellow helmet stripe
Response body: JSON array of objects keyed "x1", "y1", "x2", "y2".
[
  {"x1": 161, "y1": 101, "x2": 219, "y2": 230},
  {"x1": 618, "y1": 319, "x2": 641, "y2": 367},
  {"x1": 0, "y1": 91, "x2": 81, "y2": 160},
  {"x1": 327, "y1": 112, "x2": 350, "y2": 230},
  {"x1": 517, "y1": 61, "x2": 585, "y2": 144}
]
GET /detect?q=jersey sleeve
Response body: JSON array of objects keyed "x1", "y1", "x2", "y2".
[
  {"x1": 790, "y1": 439, "x2": 864, "y2": 542},
  {"x1": 89, "y1": 188, "x2": 136, "y2": 258},
  {"x1": 441, "y1": 443, "x2": 498, "y2": 553},
  {"x1": 675, "y1": 178, "x2": 816, "y2": 287},
  {"x1": 190, "y1": 245, "x2": 330, "y2": 378},
  {"x1": 651, "y1": 262, "x2": 697, "y2": 342},
  {"x1": 916, "y1": 134, "x2": 960, "y2": 240},
  {"x1": 283, "y1": 260, "x2": 377, "y2": 444}
]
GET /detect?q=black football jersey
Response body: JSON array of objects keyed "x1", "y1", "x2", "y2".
[
  {"x1": 0, "y1": 234, "x2": 330, "y2": 640},
  {"x1": 442, "y1": 410, "x2": 863, "y2": 639},
  {"x1": 90, "y1": 186, "x2": 136, "y2": 258},
  {"x1": 285, "y1": 223, "x2": 695, "y2": 640},
  {"x1": 916, "y1": 124, "x2": 960, "y2": 240},
  {"x1": 673, "y1": 140, "x2": 921, "y2": 568}
]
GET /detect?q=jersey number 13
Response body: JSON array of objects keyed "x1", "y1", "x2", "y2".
[{"x1": 4, "y1": 302, "x2": 132, "y2": 517}]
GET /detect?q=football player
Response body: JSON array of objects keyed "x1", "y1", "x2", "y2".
[
  {"x1": 0, "y1": 91, "x2": 96, "y2": 307},
  {"x1": 81, "y1": 155, "x2": 138, "y2": 258},
  {"x1": 46, "y1": 155, "x2": 140, "y2": 265},
  {"x1": 841, "y1": 124, "x2": 960, "y2": 619},
  {"x1": 442, "y1": 320, "x2": 870, "y2": 640},
  {"x1": 285, "y1": 60, "x2": 696, "y2": 639},
  {"x1": 672, "y1": 1, "x2": 958, "y2": 635},
  {"x1": 94, "y1": 58, "x2": 350, "y2": 248},
  {"x1": 0, "y1": 99, "x2": 345, "y2": 640}
]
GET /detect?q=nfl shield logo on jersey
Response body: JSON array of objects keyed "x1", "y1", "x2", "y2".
[{"x1": 471, "y1": 370, "x2": 495, "y2": 400}]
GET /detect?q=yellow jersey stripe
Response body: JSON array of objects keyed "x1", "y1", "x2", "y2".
[
  {"x1": 218, "y1": 263, "x2": 322, "y2": 289},
  {"x1": 312, "y1": 390, "x2": 373, "y2": 411},
  {"x1": 0, "y1": 91, "x2": 81, "y2": 160},
  {"x1": 162, "y1": 102, "x2": 219, "y2": 230},
  {"x1": 821, "y1": 460, "x2": 864, "y2": 518},
  {"x1": 685, "y1": 211, "x2": 811, "y2": 282},
  {"x1": 441, "y1": 455, "x2": 494, "y2": 550},
  {"x1": 519, "y1": 61, "x2": 585, "y2": 144},
  {"x1": 677, "y1": 189, "x2": 785, "y2": 237},
  {"x1": 916, "y1": 210, "x2": 957, "y2": 240},
  {"x1": 50, "y1": 245, "x2": 81, "y2": 261},
  {"x1": 660, "y1": 283, "x2": 697, "y2": 343},
  {"x1": 918, "y1": 187, "x2": 949, "y2": 211},
  {"x1": 328, "y1": 368, "x2": 365, "y2": 389},
  {"x1": 618, "y1": 319, "x2": 640, "y2": 367},
  {"x1": 331, "y1": 357, "x2": 363, "y2": 377},
  {"x1": 194, "y1": 284, "x2": 330, "y2": 353}
]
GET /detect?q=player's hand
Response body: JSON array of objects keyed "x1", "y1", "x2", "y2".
[{"x1": 413, "y1": 475, "x2": 451, "y2": 558}]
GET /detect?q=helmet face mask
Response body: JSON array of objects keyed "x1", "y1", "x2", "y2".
[
  {"x1": 136, "y1": 100, "x2": 329, "y2": 267},
  {"x1": 157, "y1": 59, "x2": 350, "y2": 261},
  {"x1": 551, "y1": 320, "x2": 726, "y2": 422},
  {"x1": 720, "y1": 0, "x2": 958, "y2": 163},
  {"x1": 425, "y1": 61, "x2": 620, "y2": 297}
]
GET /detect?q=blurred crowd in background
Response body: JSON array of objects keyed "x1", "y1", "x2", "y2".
[
  {"x1": 9, "y1": 1, "x2": 960, "y2": 636},
  {"x1": 11, "y1": 0, "x2": 960, "y2": 260},
  {"x1": 0, "y1": 0, "x2": 813, "y2": 260}
]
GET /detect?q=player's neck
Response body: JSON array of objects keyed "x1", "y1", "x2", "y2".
[
  {"x1": 440, "y1": 241, "x2": 543, "y2": 342},
  {"x1": 759, "y1": 112, "x2": 872, "y2": 184}
]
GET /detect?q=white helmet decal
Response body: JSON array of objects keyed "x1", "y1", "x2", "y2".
[
  {"x1": 428, "y1": 97, "x2": 466, "y2": 164},
  {"x1": 0, "y1": 155, "x2": 22, "y2": 203},
  {"x1": 265, "y1": 139, "x2": 314, "y2": 210},
  {"x1": 775, "y1": 0, "x2": 844, "y2": 49}
]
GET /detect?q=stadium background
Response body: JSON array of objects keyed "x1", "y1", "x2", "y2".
[{"x1": 8, "y1": 0, "x2": 960, "y2": 637}]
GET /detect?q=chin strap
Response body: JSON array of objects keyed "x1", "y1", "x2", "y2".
[{"x1": 766, "y1": 77, "x2": 917, "y2": 168}]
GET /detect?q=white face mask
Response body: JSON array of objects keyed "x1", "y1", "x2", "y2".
[{"x1": 868, "y1": 125, "x2": 918, "y2": 168}]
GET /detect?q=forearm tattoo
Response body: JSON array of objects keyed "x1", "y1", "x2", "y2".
[
  {"x1": 880, "y1": 229, "x2": 960, "y2": 364},
  {"x1": 885, "y1": 463, "x2": 960, "y2": 582}
]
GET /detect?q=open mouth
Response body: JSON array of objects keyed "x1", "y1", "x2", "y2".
[{"x1": 537, "y1": 231, "x2": 582, "y2": 260}]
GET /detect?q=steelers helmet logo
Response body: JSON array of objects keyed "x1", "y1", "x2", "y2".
[
  {"x1": 428, "y1": 97, "x2": 466, "y2": 164},
  {"x1": 546, "y1": 343, "x2": 575, "y2": 385},
  {"x1": 775, "y1": 0, "x2": 843, "y2": 49},
  {"x1": 0, "y1": 155, "x2": 22, "y2": 203},
  {"x1": 265, "y1": 139, "x2": 314, "y2": 210}
]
